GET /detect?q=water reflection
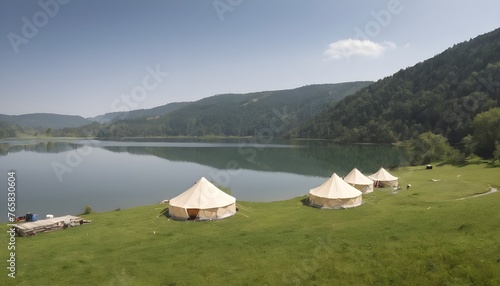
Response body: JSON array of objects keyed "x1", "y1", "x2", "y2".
[
  {"x1": 102, "y1": 142, "x2": 407, "y2": 177},
  {"x1": 0, "y1": 141, "x2": 81, "y2": 156},
  {"x1": 0, "y1": 139, "x2": 408, "y2": 177}
]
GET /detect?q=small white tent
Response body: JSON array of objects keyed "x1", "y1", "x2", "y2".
[
  {"x1": 344, "y1": 168, "x2": 374, "y2": 193},
  {"x1": 168, "y1": 177, "x2": 236, "y2": 220},
  {"x1": 308, "y1": 173, "x2": 363, "y2": 209},
  {"x1": 368, "y1": 167, "x2": 398, "y2": 188}
]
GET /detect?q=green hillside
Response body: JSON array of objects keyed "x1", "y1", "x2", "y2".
[
  {"x1": 0, "y1": 113, "x2": 92, "y2": 130},
  {"x1": 89, "y1": 101, "x2": 191, "y2": 123},
  {"x1": 2, "y1": 164, "x2": 498, "y2": 285},
  {"x1": 96, "y1": 82, "x2": 371, "y2": 138},
  {"x1": 298, "y1": 28, "x2": 500, "y2": 144},
  {"x1": 0, "y1": 121, "x2": 18, "y2": 138}
]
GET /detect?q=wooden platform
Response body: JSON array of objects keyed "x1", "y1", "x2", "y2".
[{"x1": 8, "y1": 215, "x2": 91, "y2": 237}]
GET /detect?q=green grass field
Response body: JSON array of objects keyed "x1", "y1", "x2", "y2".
[{"x1": 2, "y1": 164, "x2": 499, "y2": 285}]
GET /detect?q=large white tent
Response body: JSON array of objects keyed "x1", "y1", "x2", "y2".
[
  {"x1": 308, "y1": 173, "x2": 363, "y2": 209},
  {"x1": 168, "y1": 177, "x2": 237, "y2": 220},
  {"x1": 368, "y1": 167, "x2": 398, "y2": 187},
  {"x1": 344, "y1": 168, "x2": 374, "y2": 193}
]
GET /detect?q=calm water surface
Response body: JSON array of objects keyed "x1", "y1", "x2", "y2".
[{"x1": 0, "y1": 139, "x2": 408, "y2": 221}]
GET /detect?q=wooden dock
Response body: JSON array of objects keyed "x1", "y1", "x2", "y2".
[{"x1": 9, "y1": 215, "x2": 91, "y2": 237}]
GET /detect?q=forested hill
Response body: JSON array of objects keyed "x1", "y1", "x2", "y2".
[
  {"x1": 89, "y1": 102, "x2": 191, "y2": 123},
  {"x1": 96, "y1": 82, "x2": 371, "y2": 138},
  {"x1": 297, "y1": 27, "x2": 500, "y2": 143},
  {"x1": 0, "y1": 113, "x2": 91, "y2": 129}
]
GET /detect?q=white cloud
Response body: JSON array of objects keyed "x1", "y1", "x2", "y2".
[{"x1": 324, "y1": 39, "x2": 397, "y2": 60}]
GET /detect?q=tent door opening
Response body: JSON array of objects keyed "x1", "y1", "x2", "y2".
[{"x1": 187, "y1": 209, "x2": 199, "y2": 220}]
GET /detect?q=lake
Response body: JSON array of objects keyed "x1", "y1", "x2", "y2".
[{"x1": 0, "y1": 138, "x2": 408, "y2": 221}]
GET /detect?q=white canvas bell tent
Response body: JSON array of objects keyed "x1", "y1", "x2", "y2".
[
  {"x1": 308, "y1": 173, "x2": 363, "y2": 209},
  {"x1": 168, "y1": 177, "x2": 237, "y2": 220},
  {"x1": 344, "y1": 168, "x2": 374, "y2": 193},
  {"x1": 368, "y1": 167, "x2": 398, "y2": 187}
]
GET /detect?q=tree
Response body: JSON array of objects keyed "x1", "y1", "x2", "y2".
[
  {"x1": 494, "y1": 143, "x2": 500, "y2": 162},
  {"x1": 472, "y1": 107, "x2": 500, "y2": 158},
  {"x1": 406, "y1": 132, "x2": 463, "y2": 165},
  {"x1": 461, "y1": 134, "x2": 476, "y2": 157}
]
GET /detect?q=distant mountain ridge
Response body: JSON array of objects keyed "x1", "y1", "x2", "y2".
[
  {"x1": 95, "y1": 82, "x2": 372, "y2": 138},
  {"x1": 0, "y1": 82, "x2": 371, "y2": 138},
  {"x1": 89, "y1": 102, "x2": 191, "y2": 123},
  {"x1": 0, "y1": 101, "x2": 191, "y2": 131},
  {"x1": 0, "y1": 113, "x2": 92, "y2": 130}
]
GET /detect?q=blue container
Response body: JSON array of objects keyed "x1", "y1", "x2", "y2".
[{"x1": 32, "y1": 214, "x2": 38, "y2": 221}]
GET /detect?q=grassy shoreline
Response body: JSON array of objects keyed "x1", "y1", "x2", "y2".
[{"x1": 2, "y1": 164, "x2": 499, "y2": 285}]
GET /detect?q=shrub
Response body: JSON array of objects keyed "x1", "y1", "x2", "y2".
[
  {"x1": 494, "y1": 142, "x2": 500, "y2": 162},
  {"x1": 82, "y1": 205, "x2": 94, "y2": 215},
  {"x1": 406, "y1": 132, "x2": 464, "y2": 165}
]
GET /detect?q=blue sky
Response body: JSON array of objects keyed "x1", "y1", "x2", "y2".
[{"x1": 1, "y1": 0, "x2": 499, "y2": 118}]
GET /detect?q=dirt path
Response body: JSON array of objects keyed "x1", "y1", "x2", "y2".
[{"x1": 455, "y1": 187, "x2": 498, "y2": 201}]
